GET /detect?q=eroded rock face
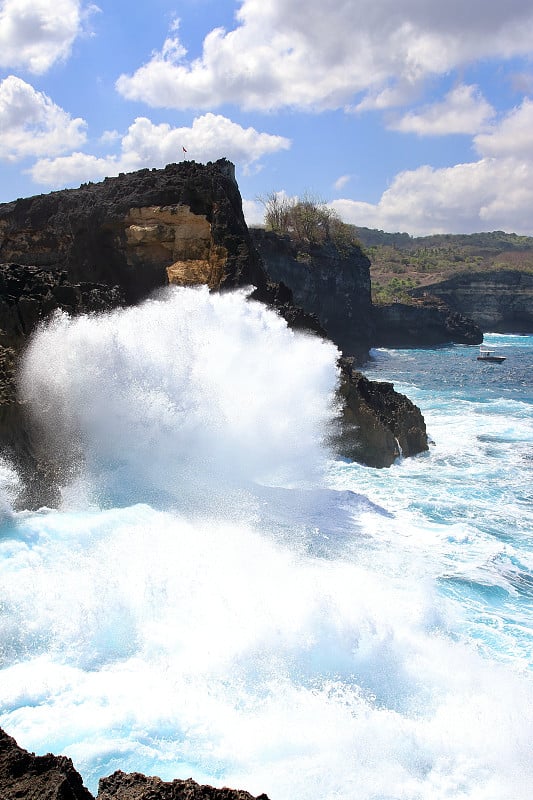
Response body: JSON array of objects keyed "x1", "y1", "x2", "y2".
[
  {"x1": 337, "y1": 359, "x2": 428, "y2": 467},
  {"x1": 0, "y1": 729, "x2": 271, "y2": 800},
  {"x1": 0, "y1": 160, "x2": 266, "y2": 304},
  {"x1": 373, "y1": 296, "x2": 482, "y2": 347},
  {"x1": 251, "y1": 228, "x2": 374, "y2": 364},
  {"x1": 409, "y1": 270, "x2": 533, "y2": 332}
]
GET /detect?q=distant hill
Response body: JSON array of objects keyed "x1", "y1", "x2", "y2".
[{"x1": 352, "y1": 227, "x2": 533, "y2": 303}]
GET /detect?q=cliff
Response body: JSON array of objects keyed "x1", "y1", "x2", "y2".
[
  {"x1": 0, "y1": 161, "x2": 428, "y2": 504},
  {"x1": 0, "y1": 728, "x2": 270, "y2": 800},
  {"x1": 409, "y1": 270, "x2": 533, "y2": 332},
  {"x1": 373, "y1": 296, "x2": 482, "y2": 347},
  {"x1": 251, "y1": 228, "x2": 374, "y2": 363}
]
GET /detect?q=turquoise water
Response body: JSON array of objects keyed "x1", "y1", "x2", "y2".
[{"x1": 0, "y1": 292, "x2": 531, "y2": 799}]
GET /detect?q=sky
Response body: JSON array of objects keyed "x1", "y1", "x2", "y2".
[{"x1": 1, "y1": 0, "x2": 533, "y2": 236}]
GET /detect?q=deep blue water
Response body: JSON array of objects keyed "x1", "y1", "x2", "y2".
[{"x1": 0, "y1": 294, "x2": 531, "y2": 799}]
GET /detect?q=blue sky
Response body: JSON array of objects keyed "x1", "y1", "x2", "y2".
[{"x1": 1, "y1": 0, "x2": 533, "y2": 235}]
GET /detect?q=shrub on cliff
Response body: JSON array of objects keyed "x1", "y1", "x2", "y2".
[{"x1": 258, "y1": 192, "x2": 359, "y2": 251}]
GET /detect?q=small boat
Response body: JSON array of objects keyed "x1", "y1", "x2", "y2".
[{"x1": 477, "y1": 347, "x2": 506, "y2": 363}]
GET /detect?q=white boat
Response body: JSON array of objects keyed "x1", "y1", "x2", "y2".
[{"x1": 477, "y1": 347, "x2": 506, "y2": 363}]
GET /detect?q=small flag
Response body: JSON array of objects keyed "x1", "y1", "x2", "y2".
[{"x1": 182, "y1": 146, "x2": 187, "y2": 153}]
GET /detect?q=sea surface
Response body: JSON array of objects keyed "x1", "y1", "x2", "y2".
[{"x1": 0, "y1": 288, "x2": 531, "y2": 800}]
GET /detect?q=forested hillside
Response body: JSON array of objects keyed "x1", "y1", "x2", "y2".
[{"x1": 353, "y1": 228, "x2": 533, "y2": 303}]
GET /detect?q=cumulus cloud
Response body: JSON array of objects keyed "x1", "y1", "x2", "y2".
[
  {"x1": 474, "y1": 98, "x2": 533, "y2": 158},
  {"x1": 29, "y1": 113, "x2": 290, "y2": 186},
  {"x1": 331, "y1": 157, "x2": 533, "y2": 236},
  {"x1": 116, "y1": 1, "x2": 533, "y2": 112},
  {"x1": 0, "y1": 75, "x2": 86, "y2": 160},
  {"x1": 390, "y1": 84, "x2": 495, "y2": 136},
  {"x1": 0, "y1": 0, "x2": 90, "y2": 74}
]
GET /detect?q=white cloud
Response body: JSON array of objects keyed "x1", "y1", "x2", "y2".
[
  {"x1": 242, "y1": 198, "x2": 265, "y2": 227},
  {"x1": 331, "y1": 157, "x2": 533, "y2": 236},
  {"x1": 0, "y1": 0, "x2": 90, "y2": 74},
  {"x1": 474, "y1": 98, "x2": 533, "y2": 158},
  {"x1": 0, "y1": 75, "x2": 86, "y2": 160},
  {"x1": 390, "y1": 84, "x2": 495, "y2": 136},
  {"x1": 334, "y1": 174, "x2": 352, "y2": 191},
  {"x1": 29, "y1": 113, "x2": 290, "y2": 186},
  {"x1": 116, "y1": 1, "x2": 533, "y2": 112}
]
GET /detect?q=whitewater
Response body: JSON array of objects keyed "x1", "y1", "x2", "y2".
[{"x1": 0, "y1": 286, "x2": 531, "y2": 800}]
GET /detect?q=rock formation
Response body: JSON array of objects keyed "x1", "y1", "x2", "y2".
[
  {"x1": 373, "y1": 295, "x2": 482, "y2": 347},
  {"x1": 409, "y1": 270, "x2": 533, "y2": 332},
  {"x1": 251, "y1": 228, "x2": 374, "y2": 363},
  {"x1": 0, "y1": 729, "x2": 270, "y2": 800},
  {"x1": 0, "y1": 160, "x2": 429, "y2": 505},
  {"x1": 336, "y1": 359, "x2": 428, "y2": 467}
]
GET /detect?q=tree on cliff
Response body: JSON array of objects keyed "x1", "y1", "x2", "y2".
[{"x1": 258, "y1": 192, "x2": 359, "y2": 250}]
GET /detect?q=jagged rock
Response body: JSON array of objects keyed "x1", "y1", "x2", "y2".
[
  {"x1": 98, "y1": 770, "x2": 270, "y2": 800},
  {"x1": 0, "y1": 160, "x2": 265, "y2": 305},
  {"x1": 373, "y1": 296, "x2": 482, "y2": 347},
  {"x1": 251, "y1": 228, "x2": 374, "y2": 363},
  {"x1": 0, "y1": 728, "x2": 93, "y2": 800},
  {"x1": 409, "y1": 270, "x2": 533, "y2": 332},
  {"x1": 337, "y1": 359, "x2": 428, "y2": 467},
  {"x1": 0, "y1": 730, "x2": 271, "y2": 800}
]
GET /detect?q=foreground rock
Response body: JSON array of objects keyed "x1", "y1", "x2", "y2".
[
  {"x1": 409, "y1": 269, "x2": 533, "y2": 332},
  {"x1": 373, "y1": 296, "x2": 482, "y2": 347},
  {"x1": 0, "y1": 729, "x2": 270, "y2": 800},
  {"x1": 337, "y1": 359, "x2": 428, "y2": 467},
  {"x1": 0, "y1": 161, "x2": 428, "y2": 502}
]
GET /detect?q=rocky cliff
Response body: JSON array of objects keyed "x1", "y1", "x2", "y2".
[
  {"x1": 0, "y1": 729, "x2": 270, "y2": 800},
  {"x1": 373, "y1": 296, "x2": 483, "y2": 347},
  {"x1": 0, "y1": 160, "x2": 428, "y2": 505},
  {"x1": 251, "y1": 228, "x2": 374, "y2": 363},
  {"x1": 409, "y1": 270, "x2": 533, "y2": 332}
]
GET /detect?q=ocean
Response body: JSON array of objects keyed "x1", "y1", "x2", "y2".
[{"x1": 0, "y1": 287, "x2": 531, "y2": 800}]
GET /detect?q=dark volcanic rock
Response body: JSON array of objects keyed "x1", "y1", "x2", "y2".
[
  {"x1": 251, "y1": 228, "x2": 374, "y2": 363},
  {"x1": 337, "y1": 359, "x2": 428, "y2": 467},
  {"x1": 98, "y1": 770, "x2": 269, "y2": 800},
  {"x1": 409, "y1": 270, "x2": 533, "y2": 332},
  {"x1": 0, "y1": 728, "x2": 93, "y2": 800},
  {"x1": 0, "y1": 730, "x2": 271, "y2": 800},
  {"x1": 0, "y1": 160, "x2": 266, "y2": 305},
  {"x1": 373, "y1": 296, "x2": 482, "y2": 347}
]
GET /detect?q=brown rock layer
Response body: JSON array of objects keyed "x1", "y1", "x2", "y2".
[{"x1": 0, "y1": 729, "x2": 270, "y2": 800}]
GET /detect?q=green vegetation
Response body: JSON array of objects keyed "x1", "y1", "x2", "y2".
[{"x1": 353, "y1": 227, "x2": 533, "y2": 304}]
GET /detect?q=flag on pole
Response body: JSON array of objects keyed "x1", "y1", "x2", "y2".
[{"x1": 182, "y1": 146, "x2": 187, "y2": 153}]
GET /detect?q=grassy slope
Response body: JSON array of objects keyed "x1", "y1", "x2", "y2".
[{"x1": 353, "y1": 228, "x2": 533, "y2": 303}]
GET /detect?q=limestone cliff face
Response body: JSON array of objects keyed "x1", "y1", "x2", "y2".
[
  {"x1": 409, "y1": 270, "x2": 533, "y2": 332},
  {"x1": 251, "y1": 228, "x2": 374, "y2": 363},
  {"x1": 0, "y1": 729, "x2": 270, "y2": 800},
  {"x1": 0, "y1": 160, "x2": 266, "y2": 303},
  {"x1": 373, "y1": 297, "x2": 482, "y2": 347}
]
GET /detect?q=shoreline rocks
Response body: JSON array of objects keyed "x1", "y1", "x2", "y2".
[{"x1": 0, "y1": 729, "x2": 270, "y2": 800}]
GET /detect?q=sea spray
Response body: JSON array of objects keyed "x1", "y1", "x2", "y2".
[
  {"x1": 18, "y1": 286, "x2": 341, "y2": 509},
  {"x1": 1, "y1": 297, "x2": 532, "y2": 799}
]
